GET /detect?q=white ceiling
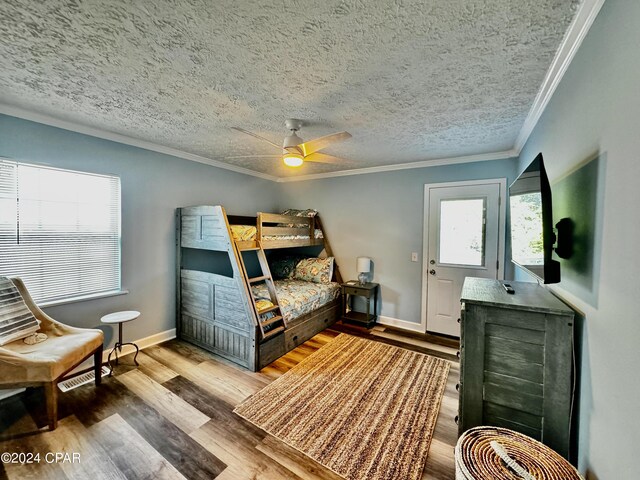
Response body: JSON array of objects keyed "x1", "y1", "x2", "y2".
[{"x1": 0, "y1": 0, "x2": 581, "y2": 178}]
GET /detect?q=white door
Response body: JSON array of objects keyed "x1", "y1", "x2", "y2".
[{"x1": 423, "y1": 180, "x2": 505, "y2": 336}]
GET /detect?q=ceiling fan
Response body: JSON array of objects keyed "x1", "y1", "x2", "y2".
[{"x1": 229, "y1": 119, "x2": 352, "y2": 167}]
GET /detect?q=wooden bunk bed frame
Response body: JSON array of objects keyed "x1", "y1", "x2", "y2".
[
  {"x1": 228, "y1": 212, "x2": 326, "y2": 250},
  {"x1": 176, "y1": 205, "x2": 342, "y2": 371}
]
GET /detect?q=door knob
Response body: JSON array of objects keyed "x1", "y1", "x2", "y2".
[
  {"x1": 429, "y1": 259, "x2": 435, "y2": 265},
  {"x1": 429, "y1": 269, "x2": 436, "y2": 276}
]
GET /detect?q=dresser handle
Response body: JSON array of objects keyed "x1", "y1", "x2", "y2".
[
  {"x1": 456, "y1": 351, "x2": 460, "y2": 359},
  {"x1": 456, "y1": 383, "x2": 460, "y2": 392},
  {"x1": 454, "y1": 415, "x2": 459, "y2": 425},
  {"x1": 457, "y1": 318, "x2": 461, "y2": 323}
]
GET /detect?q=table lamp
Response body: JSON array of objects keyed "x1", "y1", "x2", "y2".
[{"x1": 357, "y1": 257, "x2": 371, "y2": 285}]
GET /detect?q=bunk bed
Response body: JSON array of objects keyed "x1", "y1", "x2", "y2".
[{"x1": 176, "y1": 205, "x2": 342, "y2": 371}]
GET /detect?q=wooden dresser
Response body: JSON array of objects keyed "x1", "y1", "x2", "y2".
[{"x1": 458, "y1": 277, "x2": 574, "y2": 459}]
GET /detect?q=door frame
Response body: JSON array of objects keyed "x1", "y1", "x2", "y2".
[{"x1": 420, "y1": 178, "x2": 507, "y2": 332}]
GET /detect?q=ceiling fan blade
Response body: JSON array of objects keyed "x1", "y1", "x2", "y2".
[
  {"x1": 225, "y1": 154, "x2": 282, "y2": 159},
  {"x1": 304, "y1": 152, "x2": 345, "y2": 164},
  {"x1": 231, "y1": 127, "x2": 282, "y2": 150},
  {"x1": 300, "y1": 131, "x2": 352, "y2": 155}
]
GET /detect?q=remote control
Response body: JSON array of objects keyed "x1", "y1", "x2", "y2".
[{"x1": 503, "y1": 283, "x2": 515, "y2": 294}]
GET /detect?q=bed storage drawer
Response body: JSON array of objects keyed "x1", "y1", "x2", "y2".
[{"x1": 285, "y1": 301, "x2": 340, "y2": 351}]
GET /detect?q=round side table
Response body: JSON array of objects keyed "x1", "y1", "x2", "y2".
[{"x1": 101, "y1": 310, "x2": 140, "y2": 376}]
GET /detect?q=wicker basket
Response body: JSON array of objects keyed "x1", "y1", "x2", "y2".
[{"x1": 455, "y1": 426, "x2": 583, "y2": 480}]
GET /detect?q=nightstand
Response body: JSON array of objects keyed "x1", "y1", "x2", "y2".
[{"x1": 341, "y1": 282, "x2": 379, "y2": 328}]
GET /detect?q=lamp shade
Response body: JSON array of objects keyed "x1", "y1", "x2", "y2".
[{"x1": 357, "y1": 256, "x2": 371, "y2": 273}]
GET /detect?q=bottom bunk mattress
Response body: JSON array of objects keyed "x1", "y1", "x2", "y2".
[{"x1": 252, "y1": 279, "x2": 340, "y2": 323}]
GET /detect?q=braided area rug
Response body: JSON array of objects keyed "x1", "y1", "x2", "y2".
[{"x1": 234, "y1": 334, "x2": 450, "y2": 480}]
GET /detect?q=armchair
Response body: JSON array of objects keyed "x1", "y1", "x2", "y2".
[{"x1": 0, "y1": 278, "x2": 104, "y2": 430}]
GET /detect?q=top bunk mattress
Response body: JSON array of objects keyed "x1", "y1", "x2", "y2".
[
  {"x1": 230, "y1": 224, "x2": 324, "y2": 242},
  {"x1": 252, "y1": 279, "x2": 340, "y2": 323}
]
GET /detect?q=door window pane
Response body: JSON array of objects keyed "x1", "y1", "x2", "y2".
[{"x1": 439, "y1": 198, "x2": 485, "y2": 266}]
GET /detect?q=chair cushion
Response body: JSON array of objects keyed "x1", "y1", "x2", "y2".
[
  {"x1": 0, "y1": 327, "x2": 103, "y2": 383},
  {"x1": 0, "y1": 277, "x2": 40, "y2": 346}
]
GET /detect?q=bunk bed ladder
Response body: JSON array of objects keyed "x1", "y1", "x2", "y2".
[{"x1": 237, "y1": 242, "x2": 286, "y2": 343}]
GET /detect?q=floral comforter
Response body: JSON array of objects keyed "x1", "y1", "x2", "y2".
[{"x1": 251, "y1": 279, "x2": 340, "y2": 323}]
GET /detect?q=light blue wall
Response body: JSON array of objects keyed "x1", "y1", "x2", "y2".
[
  {"x1": 278, "y1": 158, "x2": 517, "y2": 327},
  {"x1": 516, "y1": 0, "x2": 640, "y2": 476},
  {"x1": 0, "y1": 114, "x2": 279, "y2": 348}
]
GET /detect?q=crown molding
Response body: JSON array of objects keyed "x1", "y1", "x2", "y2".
[
  {"x1": 514, "y1": 0, "x2": 606, "y2": 153},
  {"x1": 276, "y1": 150, "x2": 518, "y2": 183},
  {"x1": 0, "y1": 104, "x2": 279, "y2": 182},
  {"x1": 0, "y1": 104, "x2": 516, "y2": 182}
]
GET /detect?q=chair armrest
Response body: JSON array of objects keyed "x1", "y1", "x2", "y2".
[
  {"x1": 8, "y1": 277, "x2": 101, "y2": 337},
  {"x1": 9, "y1": 277, "x2": 61, "y2": 330}
]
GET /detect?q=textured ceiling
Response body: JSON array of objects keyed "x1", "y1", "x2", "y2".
[{"x1": 0, "y1": 0, "x2": 580, "y2": 177}]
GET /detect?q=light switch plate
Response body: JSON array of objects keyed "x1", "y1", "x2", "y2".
[{"x1": 411, "y1": 252, "x2": 418, "y2": 262}]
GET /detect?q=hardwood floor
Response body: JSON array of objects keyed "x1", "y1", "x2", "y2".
[{"x1": 0, "y1": 326, "x2": 460, "y2": 480}]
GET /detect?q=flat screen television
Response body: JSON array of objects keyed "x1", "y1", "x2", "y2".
[{"x1": 509, "y1": 153, "x2": 560, "y2": 284}]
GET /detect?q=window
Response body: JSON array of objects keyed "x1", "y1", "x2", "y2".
[
  {"x1": 0, "y1": 159, "x2": 121, "y2": 304},
  {"x1": 438, "y1": 198, "x2": 486, "y2": 266}
]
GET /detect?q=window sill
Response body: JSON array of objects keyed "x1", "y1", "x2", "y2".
[{"x1": 40, "y1": 289, "x2": 129, "y2": 308}]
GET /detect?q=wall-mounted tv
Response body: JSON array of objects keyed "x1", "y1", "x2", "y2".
[{"x1": 509, "y1": 153, "x2": 560, "y2": 284}]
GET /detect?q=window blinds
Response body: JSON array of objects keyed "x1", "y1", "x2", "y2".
[{"x1": 0, "y1": 159, "x2": 121, "y2": 304}]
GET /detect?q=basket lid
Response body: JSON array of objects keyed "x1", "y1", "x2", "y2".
[{"x1": 455, "y1": 427, "x2": 583, "y2": 480}]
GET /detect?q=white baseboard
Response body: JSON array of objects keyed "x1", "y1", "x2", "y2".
[
  {"x1": 74, "y1": 328, "x2": 177, "y2": 375},
  {"x1": 101, "y1": 327, "x2": 176, "y2": 363},
  {"x1": 377, "y1": 315, "x2": 425, "y2": 333}
]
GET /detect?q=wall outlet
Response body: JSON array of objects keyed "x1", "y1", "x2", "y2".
[{"x1": 411, "y1": 252, "x2": 418, "y2": 262}]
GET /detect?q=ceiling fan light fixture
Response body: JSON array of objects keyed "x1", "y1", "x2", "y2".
[
  {"x1": 232, "y1": 119, "x2": 351, "y2": 168},
  {"x1": 283, "y1": 152, "x2": 304, "y2": 167}
]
